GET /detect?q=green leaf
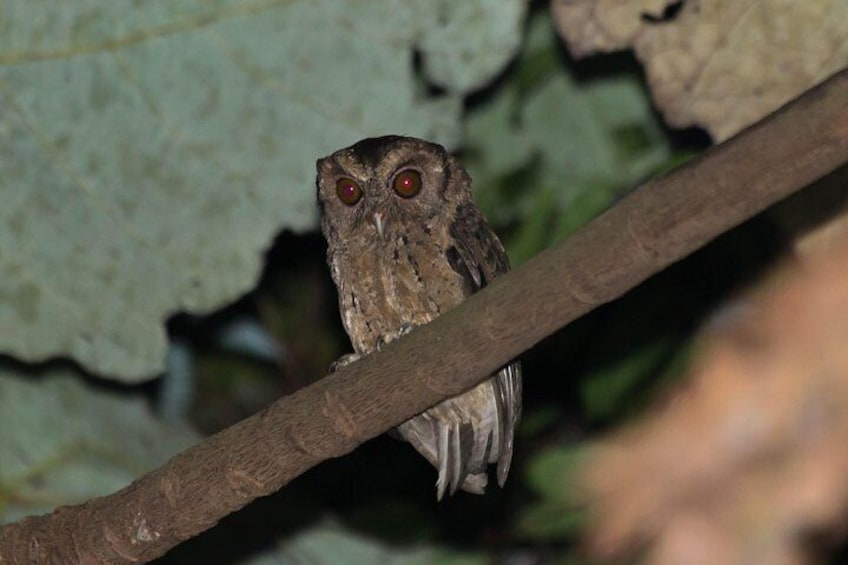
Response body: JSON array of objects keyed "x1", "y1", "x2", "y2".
[
  {"x1": 580, "y1": 339, "x2": 673, "y2": 422},
  {"x1": 516, "y1": 446, "x2": 590, "y2": 541},
  {"x1": 0, "y1": 0, "x2": 526, "y2": 381},
  {"x1": 464, "y1": 8, "x2": 672, "y2": 263},
  {"x1": 248, "y1": 521, "x2": 486, "y2": 565},
  {"x1": 0, "y1": 368, "x2": 198, "y2": 523},
  {"x1": 514, "y1": 500, "x2": 587, "y2": 541},
  {"x1": 524, "y1": 446, "x2": 588, "y2": 503},
  {"x1": 517, "y1": 404, "x2": 561, "y2": 438}
]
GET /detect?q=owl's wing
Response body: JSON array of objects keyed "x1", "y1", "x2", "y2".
[
  {"x1": 446, "y1": 203, "x2": 510, "y2": 290},
  {"x1": 446, "y1": 203, "x2": 522, "y2": 489}
]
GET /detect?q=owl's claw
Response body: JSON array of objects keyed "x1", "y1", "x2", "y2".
[
  {"x1": 331, "y1": 323, "x2": 415, "y2": 372},
  {"x1": 329, "y1": 352, "x2": 361, "y2": 373},
  {"x1": 375, "y1": 323, "x2": 415, "y2": 352},
  {"x1": 376, "y1": 325, "x2": 413, "y2": 351}
]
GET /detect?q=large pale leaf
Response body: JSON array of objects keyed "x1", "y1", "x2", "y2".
[
  {"x1": 0, "y1": 369, "x2": 199, "y2": 523},
  {"x1": 0, "y1": 0, "x2": 526, "y2": 381}
]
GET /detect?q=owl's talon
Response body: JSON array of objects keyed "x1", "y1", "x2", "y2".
[
  {"x1": 375, "y1": 323, "x2": 416, "y2": 352},
  {"x1": 329, "y1": 352, "x2": 361, "y2": 373}
]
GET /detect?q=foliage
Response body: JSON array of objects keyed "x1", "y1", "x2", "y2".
[
  {"x1": 553, "y1": 0, "x2": 848, "y2": 140},
  {"x1": 0, "y1": 0, "x2": 521, "y2": 380},
  {"x1": 464, "y1": 9, "x2": 671, "y2": 264},
  {"x1": 0, "y1": 368, "x2": 198, "y2": 523},
  {"x1": 2, "y1": 0, "x2": 843, "y2": 563}
]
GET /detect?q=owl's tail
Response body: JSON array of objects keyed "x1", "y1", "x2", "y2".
[{"x1": 395, "y1": 363, "x2": 521, "y2": 499}]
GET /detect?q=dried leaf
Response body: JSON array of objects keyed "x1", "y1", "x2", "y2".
[
  {"x1": 552, "y1": 0, "x2": 848, "y2": 140},
  {"x1": 551, "y1": 0, "x2": 675, "y2": 56}
]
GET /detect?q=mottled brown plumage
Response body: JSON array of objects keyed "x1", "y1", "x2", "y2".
[{"x1": 316, "y1": 135, "x2": 521, "y2": 498}]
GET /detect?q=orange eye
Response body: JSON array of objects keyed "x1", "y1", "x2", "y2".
[
  {"x1": 336, "y1": 177, "x2": 362, "y2": 206},
  {"x1": 392, "y1": 169, "x2": 421, "y2": 198}
]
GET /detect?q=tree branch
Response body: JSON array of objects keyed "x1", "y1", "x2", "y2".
[{"x1": 2, "y1": 68, "x2": 847, "y2": 563}]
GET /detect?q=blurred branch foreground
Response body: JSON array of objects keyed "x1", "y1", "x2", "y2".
[
  {"x1": 584, "y1": 234, "x2": 848, "y2": 565},
  {"x1": 1, "y1": 70, "x2": 847, "y2": 564}
]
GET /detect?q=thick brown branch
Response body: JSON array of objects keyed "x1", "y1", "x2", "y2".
[{"x1": 2, "y1": 68, "x2": 847, "y2": 563}]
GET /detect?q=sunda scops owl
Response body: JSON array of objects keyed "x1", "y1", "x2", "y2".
[{"x1": 317, "y1": 136, "x2": 521, "y2": 499}]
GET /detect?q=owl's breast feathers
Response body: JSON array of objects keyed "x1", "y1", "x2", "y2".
[
  {"x1": 328, "y1": 201, "x2": 521, "y2": 499},
  {"x1": 331, "y1": 220, "x2": 468, "y2": 355}
]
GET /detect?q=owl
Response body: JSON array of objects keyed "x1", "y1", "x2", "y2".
[{"x1": 316, "y1": 135, "x2": 521, "y2": 499}]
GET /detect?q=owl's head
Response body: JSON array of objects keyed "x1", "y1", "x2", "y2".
[{"x1": 316, "y1": 136, "x2": 471, "y2": 244}]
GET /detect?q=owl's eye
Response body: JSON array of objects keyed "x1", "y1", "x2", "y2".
[
  {"x1": 392, "y1": 169, "x2": 422, "y2": 198},
  {"x1": 336, "y1": 177, "x2": 363, "y2": 206}
]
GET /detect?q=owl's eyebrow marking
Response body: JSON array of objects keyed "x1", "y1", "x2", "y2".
[
  {"x1": 395, "y1": 159, "x2": 424, "y2": 171},
  {"x1": 348, "y1": 135, "x2": 403, "y2": 168}
]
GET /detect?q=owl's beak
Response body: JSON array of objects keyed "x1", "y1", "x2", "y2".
[{"x1": 372, "y1": 211, "x2": 385, "y2": 239}]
